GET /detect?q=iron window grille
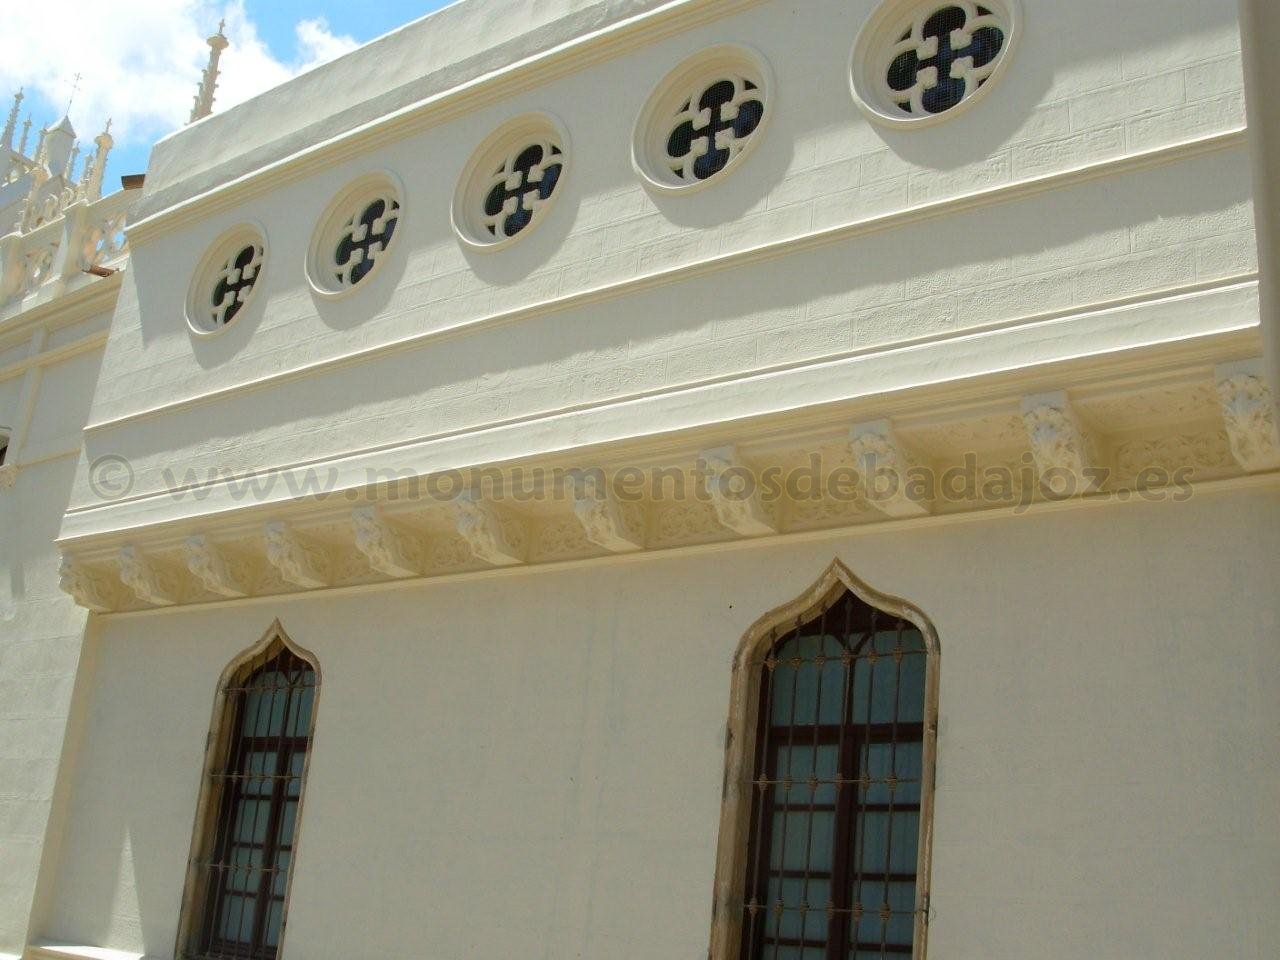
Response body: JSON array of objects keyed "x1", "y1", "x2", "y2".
[
  {"x1": 178, "y1": 625, "x2": 319, "y2": 960},
  {"x1": 715, "y1": 564, "x2": 938, "y2": 960}
]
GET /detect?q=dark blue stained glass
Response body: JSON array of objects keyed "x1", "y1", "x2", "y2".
[
  {"x1": 335, "y1": 198, "x2": 397, "y2": 285},
  {"x1": 887, "y1": 5, "x2": 1005, "y2": 115},
  {"x1": 483, "y1": 143, "x2": 564, "y2": 238},
  {"x1": 666, "y1": 78, "x2": 764, "y2": 180}
]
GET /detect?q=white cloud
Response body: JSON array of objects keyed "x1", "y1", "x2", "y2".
[{"x1": 0, "y1": 1, "x2": 358, "y2": 152}]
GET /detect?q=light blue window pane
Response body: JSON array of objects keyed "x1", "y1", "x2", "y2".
[
  {"x1": 861, "y1": 743, "x2": 923, "y2": 805},
  {"x1": 264, "y1": 899, "x2": 283, "y2": 947},
  {"x1": 233, "y1": 798, "x2": 270, "y2": 843},
  {"x1": 851, "y1": 879, "x2": 886, "y2": 944},
  {"x1": 226, "y1": 847, "x2": 262, "y2": 892},
  {"x1": 884, "y1": 881, "x2": 916, "y2": 946},
  {"x1": 771, "y1": 635, "x2": 847, "y2": 727},
  {"x1": 272, "y1": 850, "x2": 291, "y2": 896},
  {"x1": 243, "y1": 751, "x2": 277, "y2": 795},
  {"x1": 772, "y1": 947, "x2": 825, "y2": 960},
  {"x1": 853, "y1": 881, "x2": 917, "y2": 948},
  {"x1": 286, "y1": 684, "x2": 314, "y2": 736},
  {"x1": 896, "y1": 651, "x2": 926, "y2": 723},
  {"x1": 765, "y1": 876, "x2": 831, "y2": 942},
  {"x1": 287, "y1": 752, "x2": 305, "y2": 797},
  {"x1": 855, "y1": 811, "x2": 919, "y2": 874},
  {"x1": 277, "y1": 800, "x2": 297, "y2": 845},
  {"x1": 219, "y1": 894, "x2": 254, "y2": 943},
  {"x1": 774, "y1": 744, "x2": 839, "y2": 804},
  {"x1": 850, "y1": 656, "x2": 900, "y2": 724},
  {"x1": 771, "y1": 810, "x2": 836, "y2": 872}
]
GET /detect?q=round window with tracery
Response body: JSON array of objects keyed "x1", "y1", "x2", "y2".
[
  {"x1": 851, "y1": 0, "x2": 1019, "y2": 127},
  {"x1": 307, "y1": 174, "x2": 402, "y2": 296},
  {"x1": 186, "y1": 226, "x2": 266, "y2": 335},
  {"x1": 633, "y1": 46, "x2": 773, "y2": 194},
  {"x1": 453, "y1": 115, "x2": 568, "y2": 249}
]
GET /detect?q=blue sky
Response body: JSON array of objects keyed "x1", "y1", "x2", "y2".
[{"x1": 1, "y1": 1, "x2": 456, "y2": 192}]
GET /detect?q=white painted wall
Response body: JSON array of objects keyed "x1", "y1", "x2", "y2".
[
  {"x1": 40, "y1": 490, "x2": 1280, "y2": 959},
  {"x1": 0, "y1": 309, "x2": 109, "y2": 958},
  {"x1": 70, "y1": 0, "x2": 1253, "y2": 536}
]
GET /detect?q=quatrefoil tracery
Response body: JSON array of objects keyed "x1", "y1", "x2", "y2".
[
  {"x1": 886, "y1": 2, "x2": 1006, "y2": 115},
  {"x1": 665, "y1": 76, "x2": 765, "y2": 182},
  {"x1": 330, "y1": 193, "x2": 400, "y2": 287},
  {"x1": 481, "y1": 140, "x2": 565, "y2": 240},
  {"x1": 210, "y1": 243, "x2": 264, "y2": 327}
]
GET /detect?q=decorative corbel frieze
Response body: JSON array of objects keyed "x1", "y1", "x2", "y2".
[
  {"x1": 453, "y1": 493, "x2": 523, "y2": 566},
  {"x1": 263, "y1": 521, "x2": 330, "y2": 589},
  {"x1": 700, "y1": 446, "x2": 776, "y2": 536},
  {"x1": 849, "y1": 420, "x2": 931, "y2": 519},
  {"x1": 58, "y1": 555, "x2": 117, "y2": 612},
  {"x1": 185, "y1": 534, "x2": 251, "y2": 598},
  {"x1": 1020, "y1": 392, "x2": 1092, "y2": 494},
  {"x1": 352, "y1": 506, "x2": 423, "y2": 578},
  {"x1": 117, "y1": 545, "x2": 179, "y2": 606},
  {"x1": 570, "y1": 473, "x2": 643, "y2": 553},
  {"x1": 1214, "y1": 360, "x2": 1280, "y2": 473}
]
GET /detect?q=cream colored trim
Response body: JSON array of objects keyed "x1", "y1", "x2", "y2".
[
  {"x1": 25, "y1": 945, "x2": 147, "y2": 960},
  {"x1": 185, "y1": 222, "x2": 268, "y2": 337},
  {"x1": 60, "y1": 279, "x2": 1258, "y2": 540},
  {"x1": 0, "y1": 330, "x2": 108, "y2": 385},
  {"x1": 708, "y1": 559, "x2": 939, "y2": 960},
  {"x1": 91, "y1": 128, "x2": 1248, "y2": 436},
  {"x1": 173, "y1": 620, "x2": 320, "y2": 960},
  {"x1": 128, "y1": 0, "x2": 775, "y2": 243},
  {"x1": 0, "y1": 271, "x2": 120, "y2": 342},
  {"x1": 91, "y1": 470, "x2": 1280, "y2": 622}
]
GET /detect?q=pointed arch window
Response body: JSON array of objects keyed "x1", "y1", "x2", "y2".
[
  {"x1": 177, "y1": 625, "x2": 319, "y2": 960},
  {"x1": 711, "y1": 563, "x2": 938, "y2": 960}
]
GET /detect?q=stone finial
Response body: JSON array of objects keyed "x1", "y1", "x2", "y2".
[
  {"x1": 18, "y1": 116, "x2": 32, "y2": 156},
  {"x1": 2, "y1": 89, "x2": 22, "y2": 151},
  {"x1": 58, "y1": 555, "x2": 116, "y2": 612},
  {"x1": 190, "y1": 20, "x2": 230, "y2": 123},
  {"x1": 1215, "y1": 360, "x2": 1280, "y2": 472},
  {"x1": 86, "y1": 119, "x2": 113, "y2": 201},
  {"x1": 352, "y1": 506, "x2": 423, "y2": 578},
  {"x1": 849, "y1": 420, "x2": 931, "y2": 519},
  {"x1": 1020, "y1": 391, "x2": 1092, "y2": 495},
  {"x1": 264, "y1": 521, "x2": 330, "y2": 589},
  {"x1": 570, "y1": 471, "x2": 643, "y2": 553},
  {"x1": 185, "y1": 535, "x2": 251, "y2": 598},
  {"x1": 700, "y1": 446, "x2": 776, "y2": 536},
  {"x1": 453, "y1": 493, "x2": 523, "y2": 565},
  {"x1": 117, "y1": 545, "x2": 179, "y2": 606}
]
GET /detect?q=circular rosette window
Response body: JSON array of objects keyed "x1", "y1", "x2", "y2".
[
  {"x1": 851, "y1": 0, "x2": 1019, "y2": 126},
  {"x1": 307, "y1": 173, "x2": 403, "y2": 296},
  {"x1": 632, "y1": 45, "x2": 772, "y2": 194},
  {"x1": 453, "y1": 114, "x2": 568, "y2": 249},
  {"x1": 186, "y1": 226, "x2": 267, "y2": 335}
]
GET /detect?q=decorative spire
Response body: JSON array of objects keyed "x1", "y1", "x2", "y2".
[
  {"x1": 66, "y1": 141, "x2": 80, "y2": 180},
  {"x1": 87, "y1": 119, "x2": 113, "y2": 201},
  {"x1": 2, "y1": 89, "x2": 21, "y2": 151},
  {"x1": 18, "y1": 116, "x2": 31, "y2": 156},
  {"x1": 189, "y1": 19, "x2": 230, "y2": 123}
]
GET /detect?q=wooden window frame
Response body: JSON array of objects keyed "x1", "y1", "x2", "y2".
[
  {"x1": 708, "y1": 560, "x2": 940, "y2": 960},
  {"x1": 175, "y1": 620, "x2": 321, "y2": 960}
]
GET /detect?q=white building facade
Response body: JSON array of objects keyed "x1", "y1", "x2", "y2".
[{"x1": 2, "y1": 1, "x2": 1278, "y2": 959}]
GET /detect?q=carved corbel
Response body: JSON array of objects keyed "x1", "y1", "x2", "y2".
[
  {"x1": 849, "y1": 420, "x2": 931, "y2": 519},
  {"x1": 1020, "y1": 392, "x2": 1093, "y2": 495},
  {"x1": 117, "y1": 545, "x2": 179, "y2": 606},
  {"x1": 700, "y1": 446, "x2": 776, "y2": 536},
  {"x1": 352, "y1": 506, "x2": 423, "y2": 578},
  {"x1": 570, "y1": 472, "x2": 643, "y2": 553},
  {"x1": 263, "y1": 521, "x2": 330, "y2": 589},
  {"x1": 1214, "y1": 359, "x2": 1280, "y2": 472},
  {"x1": 58, "y1": 555, "x2": 117, "y2": 612},
  {"x1": 453, "y1": 493, "x2": 523, "y2": 566},
  {"x1": 185, "y1": 534, "x2": 251, "y2": 598}
]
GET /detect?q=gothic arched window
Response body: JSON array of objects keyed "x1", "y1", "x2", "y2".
[
  {"x1": 177, "y1": 623, "x2": 319, "y2": 960},
  {"x1": 711, "y1": 563, "x2": 938, "y2": 960}
]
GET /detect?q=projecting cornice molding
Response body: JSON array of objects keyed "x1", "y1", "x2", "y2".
[
  {"x1": 52, "y1": 361, "x2": 1280, "y2": 615},
  {"x1": 1215, "y1": 359, "x2": 1280, "y2": 473},
  {"x1": 702, "y1": 445, "x2": 776, "y2": 536},
  {"x1": 849, "y1": 420, "x2": 931, "y2": 519},
  {"x1": 264, "y1": 522, "x2": 330, "y2": 589},
  {"x1": 454, "y1": 493, "x2": 524, "y2": 566},
  {"x1": 352, "y1": 506, "x2": 424, "y2": 578}
]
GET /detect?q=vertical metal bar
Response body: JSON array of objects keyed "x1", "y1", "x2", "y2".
[
  {"x1": 797, "y1": 601, "x2": 832, "y2": 955},
  {"x1": 852, "y1": 607, "x2": 879, "y2": 954},
  {"x1": 769, "y1": 617, "x2": 807, "y2": 960},
  {"x1": 879, "y1": 619, "x2": 906, "y2": 958},
  {"x1": 829, "y1": 593, "x2": 856, "y2": 960}
]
